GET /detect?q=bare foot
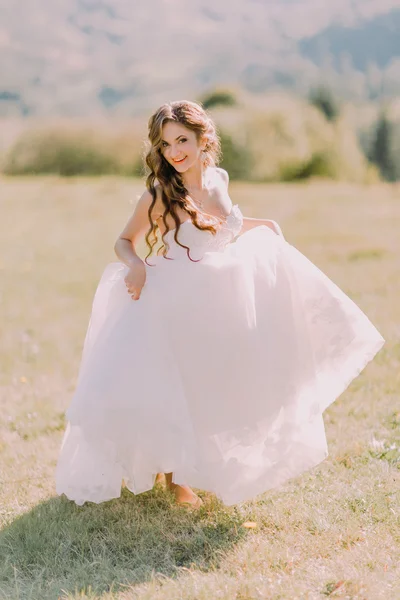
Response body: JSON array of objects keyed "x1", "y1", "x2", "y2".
[
  {"x1": 154, "y1": 473, "x2": 166, "y2": 487},
  {"x1": 165, "y1": 473, "x2": 203, "y2": 508},
  {"x1": 173, "y1": 484, "x2": 203, "y2": 508}
]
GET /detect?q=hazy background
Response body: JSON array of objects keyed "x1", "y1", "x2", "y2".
[
  {"x1": 1, "y1": 0, "x2": 399, "y2": 115},
  {"x1": 0, "y1": 0, "x2": 399, "y2": 182}
]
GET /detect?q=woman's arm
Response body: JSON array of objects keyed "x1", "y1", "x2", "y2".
[
  {"x1": 215, "y1": 168, "x2": 285, "y2": 240},
  {"x1": 114, "y1": 189, "x2": 160, "y2": 266},
  {"x1": 240, "y1": 216, "x2": 285, "y2": 239},
  {"x1": 114, "y1": 188, "x2": 161, "y2": 301}
]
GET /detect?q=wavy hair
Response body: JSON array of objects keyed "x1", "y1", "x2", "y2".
[{"x1": 143, "y1": 100, "x2": 222, "y2": 264}]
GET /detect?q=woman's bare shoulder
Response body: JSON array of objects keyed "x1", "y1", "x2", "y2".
[
  {"x1": 214, "y1": 167, "x2": 229, "y2": 187},
  {"x1": 139, "y1": 184, "x2": 164, "y2": 218}
]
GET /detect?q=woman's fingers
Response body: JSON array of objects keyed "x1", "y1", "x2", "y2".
[
  {"x1": 124, "y1": 278, "x2": 144, "y2": 300},
  {"x1": 127, "y1": 286, "x2": 141, "y2": 300}
]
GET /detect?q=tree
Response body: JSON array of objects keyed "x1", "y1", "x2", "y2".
[
  {"x1": 200, "y1": 89, "x2": 237, "y2": 111},
  {"x1": 309, "y1": 85, "x2": 340, "y2": 122},
  {"x1": 368, "y1": 111, "x2": 398, "y2": 182}
]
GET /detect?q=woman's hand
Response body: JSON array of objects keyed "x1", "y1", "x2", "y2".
[
  {"x1": 267, "y1": 220, "x2": 285, "y2": 239},
  {"x1": 241, "y1": 217, "x2": 285, "y2": 239},
  {"x1": 124, "y1": 258, "x2": 146, "y2": 301}
]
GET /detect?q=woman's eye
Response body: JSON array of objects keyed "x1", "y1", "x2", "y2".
[{"x1": 161, "y1": 139, "x2": 186, "y2": 148}]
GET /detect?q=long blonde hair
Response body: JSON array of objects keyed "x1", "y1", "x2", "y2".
[{"x1": 143, "y1": 100, "x2": 222, "y2": 264}]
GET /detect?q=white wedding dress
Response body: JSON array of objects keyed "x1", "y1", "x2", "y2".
[{"x1": 56, "y1": 197, "x2": 384, "y2": 506}]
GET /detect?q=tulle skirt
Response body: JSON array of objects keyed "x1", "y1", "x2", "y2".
[{"x1": 56, "y1": 226, "x2": 384, "y2": 505}]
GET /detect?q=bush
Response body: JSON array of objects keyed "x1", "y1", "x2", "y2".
[
  {"x1": 238, "y1": 97, "x2": 371, "y2": 183},
  {"x1": 2, "y1": 94, "x2": 374, "y2": 184},
  {"x1": 2, "y1": 122, "x2": 146, "y2": 177},
  {"x1": 218, "y1": 129, "x2": 252, "y2": 180},
  {"x1": 3, "y1": 129, "x2": 119, "y2": 176},
  {"x1": 280, "y1": 152, "x2": 337, "y2": 181}
]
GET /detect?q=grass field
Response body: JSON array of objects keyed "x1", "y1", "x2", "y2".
[{"x1": 0, "y1": 177, "x2": 399, "y2": 600}]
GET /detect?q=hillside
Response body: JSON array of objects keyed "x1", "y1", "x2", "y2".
[{"x1": 0, "y1": 0, "x2": 399, "y2": 116}]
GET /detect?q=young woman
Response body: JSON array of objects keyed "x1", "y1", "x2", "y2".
[{"x1": 56, "y1": 100, "x2": 384, "y2": 509}]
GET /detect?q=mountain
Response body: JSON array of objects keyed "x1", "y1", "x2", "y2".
[
  {"x1": 299, "y1": 10, "x2": 400, "y2": 71},
  {"x1": 0, "y1": 0, "x2": 399, "y2": 116}
]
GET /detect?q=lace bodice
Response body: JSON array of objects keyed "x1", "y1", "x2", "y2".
[{"x1": 163, "y1": 204, "x2": 243, "y2": 260}]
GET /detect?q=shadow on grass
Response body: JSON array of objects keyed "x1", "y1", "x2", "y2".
[{"x1": 0, "y1": 484, "x2": 247, "y2": 599}]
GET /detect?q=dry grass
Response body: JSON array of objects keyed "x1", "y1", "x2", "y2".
[{"x1": 0, "y1": 177, "x2": 399, "y2": 600}]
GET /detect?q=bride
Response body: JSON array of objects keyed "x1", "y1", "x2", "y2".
[{"x1": 56, "y1": 100, "x2": 384, "y2": 509}]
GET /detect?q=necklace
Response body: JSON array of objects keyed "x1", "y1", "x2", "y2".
[
  {"x1": 186, "y1": 186, "x2": 206, "y2": 212},
  {"x1": 185, "y1": 168, "x2": 209, "y2": 211},
  {"x1": 185, "y1": 169, "x2": 224, "y2": 221},
  {"x1": 191, "y1": 195, "x2": 205, "y2": 211}
]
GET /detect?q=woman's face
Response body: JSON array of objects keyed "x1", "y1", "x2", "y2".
[{"x1": 160, "y1": 121, "x2": 204, "y2": 172}]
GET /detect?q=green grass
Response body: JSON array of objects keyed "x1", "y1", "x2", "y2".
[{"x1": 0, "y1": 177, "x2": 399, "y2": 599}]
